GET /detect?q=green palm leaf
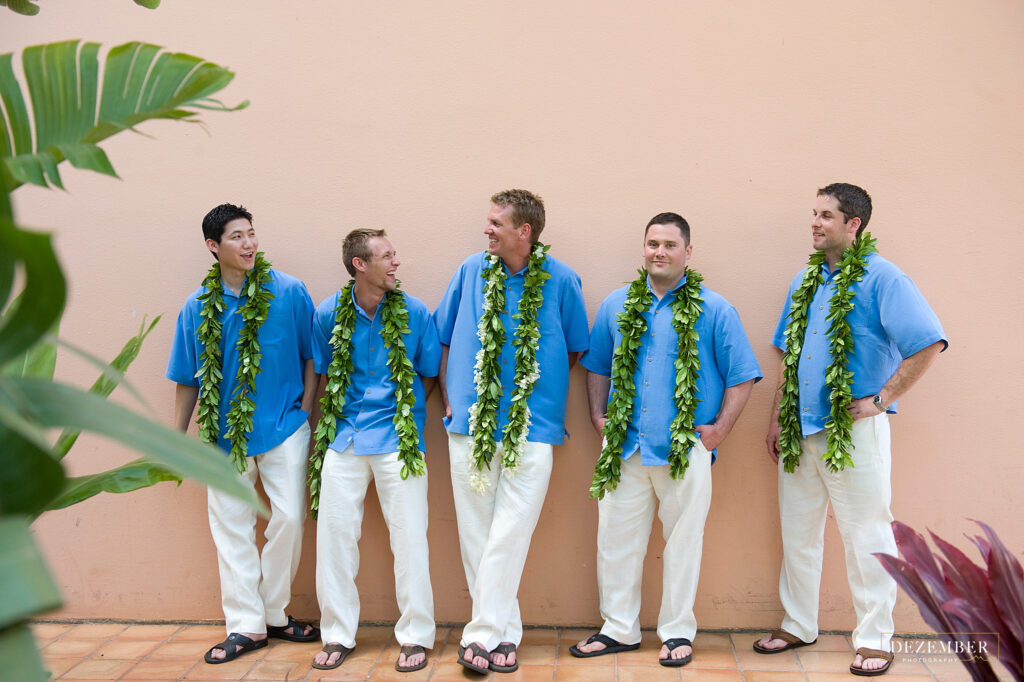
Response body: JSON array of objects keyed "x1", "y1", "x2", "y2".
[{"x1": 0, "y1": 40, "x2": 247, "y2": 190}]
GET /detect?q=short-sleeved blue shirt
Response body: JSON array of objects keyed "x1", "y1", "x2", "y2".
[
  {"x1": 582, "y1": 275, "x2": 762, "y2": 465},
  {"x1": 166, "y1": 268, "x2": 314, "y2": 456},
  {"x1": 433, "y1": 252, "x2": 590, "y2": 445},
  {"x1": 312, "y1": 288, "x2": 441, "y2": 455},
  {"x1": 772, "y1": 252, "x2": 948, "y2": 437}
]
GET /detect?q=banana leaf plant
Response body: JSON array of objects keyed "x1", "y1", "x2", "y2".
[
  {"x1": 875, "y1": 520, "x2": 1024, "y2": 682},
  {"x1": 0, "y1": 40, "x2": 252, "y2": 680}
]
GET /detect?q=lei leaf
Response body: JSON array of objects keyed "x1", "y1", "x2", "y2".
[
  {"x1": 590, "y1": 268, "x2": 704, "y2": 499},
  {"x1": 467, "y1": 242, "x2": 550, "y2": 493},
  {"x1": 195, "y1": 253, "x2": 275, "y2": 473},
  {"x1": 777, "y1": 233, "x2": 877, "y2": 473},
  {"x1": 307, "y1": 282, "x2": 424, "y2": 519}
]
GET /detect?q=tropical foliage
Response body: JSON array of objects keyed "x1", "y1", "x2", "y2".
[
  {"x1": 876, "y1": 520, "x2": 1024, "y2": 682},
  {"x1": 0, "y1": 39, "x2": 250, "y2": 680},
  {"x1": 2, "y1": 0, "x2": 158, "y2": 17}
]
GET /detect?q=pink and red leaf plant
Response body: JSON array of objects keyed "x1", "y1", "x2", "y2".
[{"x1": 875, "y1": 520, "x2": 1023, "y2": 682}]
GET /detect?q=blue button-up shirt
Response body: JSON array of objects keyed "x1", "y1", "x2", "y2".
[
  {"x1": 167, "y1": 268, "x2": 314, "y2": 456},
  {"x1": 772, "y1": 252, "x2": 947, "y2": 437},
  {"x1": 434, "y1": 252, "x2": 590, "y2": 445},
  {"x1": 583, "y1": 276, "x2": 762, "y2": 465},
  {"x1": 313, "y1": 289, "x2": 441, "y2": 455}
]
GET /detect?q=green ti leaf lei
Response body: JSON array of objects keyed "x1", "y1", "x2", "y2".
[
  {"x1": 466, "y1": 242, "x2": 550, "y2": 493},
  {"x1": 590, "y1": 268, "x2": 704, "y2": 499},
  {"x1": 307, "y1": 281, "x2": 424, "y2": 519},
  {"x1": 777, "y1": 233, "x2": 877, "y2": 473},
  {"x1": 195, "y1": 252, "x2": 274, "y2": 474}
]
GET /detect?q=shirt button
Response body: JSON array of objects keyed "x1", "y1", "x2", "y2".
[
  {"x1": 642, "y1": 407, "x2": 647, "y2": 412},
  {"x1": 648, "y1": 358, "x2": 652, "y2": 362},
  {"x1": 370, "y1": 370, "x2": 374, "y2": 375},
  {"x1": 812, "y1": 330, "x2": 817, "y2": 335},
  {"x1": 803, "y1": 408, "x2": 808, "y2": 412},
  {"x1": 355, "y1": 427, "x2": 360, "y2": 431},
  {"x1": 502, "y1": 360, "x2": 507, "y2": 365},
  {"x1": 640, "y1": 432, "x2": 645, "y2": 437},
  {"x1": 644, "y1": 382, "x2": 649, "y2": 386},
  {"x1": 370, "y1": 346, "x2": 375, "y2": 350},
  {"x1": 804, "y1": 381, "x2": 808, "y2": 386},
  {"x1": 819, "y1": 305, "x2": 824, "y2": 310},
  {"x1": 806, "y1": 355, "x2": 811, "y2": 360}
]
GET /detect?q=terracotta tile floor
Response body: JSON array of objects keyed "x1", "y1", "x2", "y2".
[{"x1": 34, "y1": 622, "x2": 1007, "y2": 681}]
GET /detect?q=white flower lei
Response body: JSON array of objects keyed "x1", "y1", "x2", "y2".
[{"x1": 467, "y1": 243, "x2": 550, "y2": 493}]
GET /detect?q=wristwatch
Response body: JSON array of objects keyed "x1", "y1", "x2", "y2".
[{"x1": 872, "y1": 394, "x2": 887, "y2": 413}]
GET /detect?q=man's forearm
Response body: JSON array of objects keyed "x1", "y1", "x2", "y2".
[
  {"x1": 438, "y1": 345, "x2": 450, "y2": 412},
  {"x1": 877, "y1": 340, "x2": 944, "y2": 407},
  {"x1": 300, "y1": 358, "x2": 317, "y2": 413},
  {"x1": 173, "y1": 383, "x2": 200, "y2": 433},
  {"x1": 585, "y1": 371, "x2": 611, "y2": 426},
  {"x1": 712, "y1": 379, "x2": 755, "y2": 437}
]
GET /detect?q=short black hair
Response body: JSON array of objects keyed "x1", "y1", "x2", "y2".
[
  {"x1": 202, "y1": 203, "x2": 253, "y2": 244},
  {"x1": 818, "y1": 183, "x2": 872, "y2": 236},
  {"x1": 645, "y1": 212, "x2": 690, "y2": 245}
]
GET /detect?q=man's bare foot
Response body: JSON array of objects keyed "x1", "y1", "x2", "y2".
[
  {"x1": 659, "y1": 641, "x2": 692, "y2": 662},
  {"x1": 207, "y1": 632, "x2": 265, "y2": 661},
  {"x1": 575, "y1": 637, "x2": 608, "y2": 654},
  {"x1": 490, "y1": 642, "x2": 516, "y2": 668},
  {"x1": 314, "y1": 643, "x2": 344, "y2": 668},
  {"x1": 398, "y1": 644, "x2": 426, "y2": 670},
  {"x1": 850, "y1": 649, "x2": 893, "y2": 674},
  {"x1": 460, "y1": 642, "x2": 489, "y2": 671},
  {"x1": 754, "y1": 634, "x2": 789, "y2": 652}
]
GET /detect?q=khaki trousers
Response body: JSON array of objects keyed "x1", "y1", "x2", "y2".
[
  {"x1": 316, "y1": 446, "x2": 435, "y2": 648},
  {"x1": 207, "y1": 421, "x2": 310, "y2": 635},
  {"x1": 447, "y1": 433, "x2": 553, "y2": 651},
  {"x1": 596, "y1": 442, "x2": 713, "y2": 644},
  {"x1": 778, "y1": 413, "x2": 897, "y2": 651}
]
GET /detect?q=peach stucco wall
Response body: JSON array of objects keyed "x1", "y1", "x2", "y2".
[{"x1": 8, "y1": 0, "x2": 1024, "y2": 634}]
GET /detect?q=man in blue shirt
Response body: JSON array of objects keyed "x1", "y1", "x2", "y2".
[
  {"x1": 571, "y1": 212, "x2": 761, "y2": 667},
  {"x1": 310, "y1": 229, "x2": 441, "y2": 673},
  {"x1": 167, "y1": 204, "x2": 319, "y2": 664},
  {"x1": 434, "y1": 189, "x2": 589, "y2": 674},
  {"x1": 754, "y1": 184, "x2": 946, "y2": 676}
]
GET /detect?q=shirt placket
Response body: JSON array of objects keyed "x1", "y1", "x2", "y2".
[
  {"x1": 637, "y1": 298, "x2": 665, "y2": 460},
  {"x1": 799, "y1": 268, "x2": 835, "y2": 432}
]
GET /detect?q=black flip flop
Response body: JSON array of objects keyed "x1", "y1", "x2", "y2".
[
  {"x1": 660, "y1": 637, "x2": 693, "y2": 667},
  {"x1": 396, "y1": 644, "x2": 428, "y2": 673},
  {"x1": 490, "y1": 642, "x2": 519, "y2": 673},
  {"x1": 204, "y1": 632, "x2": 267, "y2": 664},
  {"x1": 569, "y1": 632, "x2": 640, "y2": 658},
  {"x1": 267, "y1": 615, "x2": 320, "y2": 642},
  {"x1": 458, "y1": 641, "x2": 490, "y2": 674},
  {"x1": 311, "y1": 643, "x2": 353, "y2": 670}
]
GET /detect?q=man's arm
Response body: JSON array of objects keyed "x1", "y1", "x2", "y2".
[
  {"x1": 173, "y1": 383, "x2": 200, "y2": 433},
  {"x1": 300, "y1": 358, "x2": 317, "y2": 414},
  {"x1": 765, "y1": 347, "x2": 785, "y2": 463},
  {"x1": 585, "y1": 370, "x2": 611, "y2": 436},
  {"x1": 846, "y1": 340, "x2": 944, "y2": 420},
  {"x1": 697, "y1": 379, "x2": 756, "y2": 452},
  {"x1": 422, "y1": 375, "x2": 437, "y2": 399},
  {"x1": 439, "y1": 345, "x2": 451, "y2": 419}
]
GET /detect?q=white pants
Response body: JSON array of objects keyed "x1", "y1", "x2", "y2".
[
  {"x1": 778, "y1": 413, "x2": 897, "y2": 651},
  {"x1": 596, "y1": 442, "x2": 713, "y2": 645},
  {"x1": 315, "y1": 446, "x2": 435, "y2": 648},
  {"x1": 207, "y1": 421, "x2": 310, "y2": 635},
  {"x1": 448, "y1": 433, "x2": 553, "y2": 651}
]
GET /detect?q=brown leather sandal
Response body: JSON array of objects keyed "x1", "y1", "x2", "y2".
[
  {"x1": 850, "y1": 647, "x2": 894, "y2": 676},
  {"x1": 752, "y1": 629, "x2": 817, "y2": 654}
]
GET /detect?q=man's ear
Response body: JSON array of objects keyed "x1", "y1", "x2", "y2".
[
  {"x1": 846, "y1": 216, "x2": 861, "y2": 235},
  {"x1": 519, "y1": 223, "x2": 532, "y2": 242}
]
